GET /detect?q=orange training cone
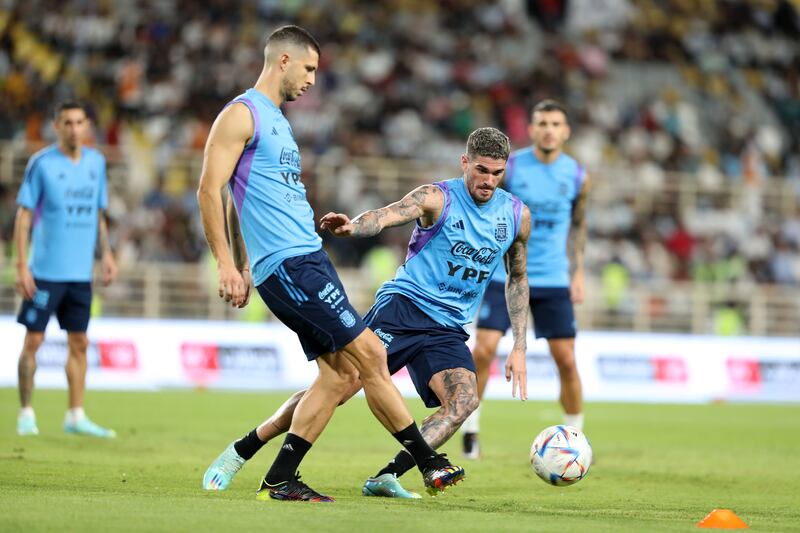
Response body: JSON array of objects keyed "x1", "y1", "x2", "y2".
[{"x1": 697, "y1": 509, "x2": 748, "y2": 529}]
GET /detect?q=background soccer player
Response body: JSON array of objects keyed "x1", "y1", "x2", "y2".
[
  {"x1": 196, "y1": 25, "x2": 462, "y2": 502},
  {"x1": 203, "y1": 127, "x2": 531, "y2": 498},
  {"x1": 14, "y1": 101, "x2": 118, "y2": 438},
  {"x1": 462, "y1": 100, "x2": 590, "y2": 459}
]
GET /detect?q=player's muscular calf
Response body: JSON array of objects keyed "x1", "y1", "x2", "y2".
[
  {"x1": 253, "y1": 368, "x2": 480, "y2": 450},
  {"x1": 18, "y1": 332, "x2": 43, "y2": 407},
  {"x1": 422, "y1": 368, "x2": 479, "y2": 449}
]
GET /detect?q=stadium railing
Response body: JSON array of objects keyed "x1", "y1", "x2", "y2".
[
  {"x1": 2, "y1": 141, "x2": 797, "y2": 217},
  {"x1": 0, "y1": 142, "x2": 797, "y2": 335},
  {"x1": 0, "y1": 264, "x2": 797, "y2": 336}
]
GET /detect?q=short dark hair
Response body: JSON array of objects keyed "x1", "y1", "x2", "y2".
[
  {"x1": 532, "y1": 99, "x2": 569, "y2": 123},
  {"x1": 55, "y1": 101, "x2": 85, "y2": 118},
  {"x1": 266, "y1": 25, "x2": 320, "y2": 56},
  {"x1": 466, "y1": 127, "x2": 511, "y2": 161}
]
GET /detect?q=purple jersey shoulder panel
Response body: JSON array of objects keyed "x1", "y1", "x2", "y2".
[
  {"x1": 227, "y1": 97, "x2": 261, "y2": 213},
  {"x1": 512, "y1": 195, "x2": 523, "y2": 239},
  {"x1": 405, "y1": 181, "x2": 452, "y2": 262}
]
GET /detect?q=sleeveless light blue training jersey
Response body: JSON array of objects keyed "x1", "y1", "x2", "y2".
[
  {"x1": 16, "y1": 145, "x2": 108, "y2": 282},
  {"x1": 376, "y1": 177, "x2": 523, "y2": 328},
  {"x1": 225, "y1": 88, "x2": 322, "y2": 285},
  {"x1": 490, "y1": 148, "x2": 585, "y2": 287}
]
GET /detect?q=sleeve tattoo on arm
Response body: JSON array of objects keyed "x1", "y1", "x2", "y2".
[
  {"x1": 350, "y1": 185, "x2": 440, "y2": 237},
  {"x1": 505, "y1": 208, "x2": 531, "y2": 350},
  {"x1": 569, "y1": 180, "x2": 589, "y2": 275},
  {"x1": 97, "y1": 211, "x2": 112, "y2": 258}
]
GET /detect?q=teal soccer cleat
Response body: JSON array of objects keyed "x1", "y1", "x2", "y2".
[
  {"x1": 362, "y1": 473, "x2": 422, "y2": 499},
  {"x1": 64, "y1": 417, "x2": 116, "y2": 438},
  {"x1": 17, "y1": 412, "x2": 39, "y2": 436},
  {"x1": 203, "y1": 443, "x2": 246, "y2": 491}
]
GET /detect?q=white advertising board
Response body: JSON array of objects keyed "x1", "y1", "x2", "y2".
[{"x1": 1, "y1": 317, "x2": 798, "y2": 403}]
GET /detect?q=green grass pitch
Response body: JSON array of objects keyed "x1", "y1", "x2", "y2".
[{"x1": 1, "y1": 388, "x2": 798, "y2": 532}]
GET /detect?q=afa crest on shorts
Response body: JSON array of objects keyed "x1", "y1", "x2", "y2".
[
  {"x1": 339, "y1": 309, "x2": 356, "y2": 328},
  {"x1": 495, "y1": 222, "x2": 508, "y2": 242}
]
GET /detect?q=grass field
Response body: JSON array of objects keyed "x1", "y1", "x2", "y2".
[{"x1": 1, "y1": 388, "x2": 798, "y2": 532}]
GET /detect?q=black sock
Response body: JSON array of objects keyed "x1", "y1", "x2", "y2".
[
  {"x1": 392, "y1": 423, "x2": 436, "y2": 472},
  {"x1": 264, "y1": 433, "x2": 312, "y2": 484},
  {"x1": 376, "y1": 450, "x2": 416, "y2": 478},
  {"x1": 233, "y1": 428, "x2": 265, "y2": 460}
]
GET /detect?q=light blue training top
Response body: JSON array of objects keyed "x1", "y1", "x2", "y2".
[
  {"x1": 16, "y1": 144, "x2": 108, "y2": 282},
  {"x1": 377, "y1": 177, "x2": 522, "y2": 328},
  {"x1": 224, "y1": 88, "x2": 322, "y2": 285},
  {"x1": 490, "y1": 148, "x2": 585, "y2": 287}
]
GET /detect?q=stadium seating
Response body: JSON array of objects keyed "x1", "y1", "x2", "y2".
[{"x1": 0, "y1": 0, "x2": 798, "y2": 333}]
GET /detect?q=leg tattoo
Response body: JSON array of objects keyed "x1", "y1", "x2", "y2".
[{"x1": 420, "y1": 368, "x2": 479, "y2": 449}]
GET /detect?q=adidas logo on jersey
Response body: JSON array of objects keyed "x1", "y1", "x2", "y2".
[
  {"x1": 452, "y1": 220, "x2": 465, "y2": 230},
  {"x1": 271, "y1": 127, "x2": 279, "y2": 135}
]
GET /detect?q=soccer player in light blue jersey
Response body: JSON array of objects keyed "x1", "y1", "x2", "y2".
[
  {"x1": 197, "y1": 25, "x2": 464, "y2": 502},
  {"x1": 462, "y1": 100, "x2": 590, "y2": 459},
  {"x1": 203, "y1": 127, "x2": 531, "y2": 499},
  {"x1": 13, "y1": 101, "x2": 118, "y2": 438}
]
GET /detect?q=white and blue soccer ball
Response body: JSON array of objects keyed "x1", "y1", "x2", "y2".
[{"x1": 530, "y1": 425, "x2": 592, "y2": 486}]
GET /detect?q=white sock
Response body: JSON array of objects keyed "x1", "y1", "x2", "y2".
[
  {"x1": 67, "y1": 407, "x2": 86, "y2": 423},
  {"x1": 20, "y1": 406, "x2": 35, "y2": 418},
  {"x1": 461, "y1": 405, "x2": 481, "y2": 434},
  {"x1": 563, "y1": 413, "x2": 584, "y2": 431}
]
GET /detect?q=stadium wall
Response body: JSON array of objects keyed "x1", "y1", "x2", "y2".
[{"x1": 1, "y1": 317, "x2": 798, "y2": 403}]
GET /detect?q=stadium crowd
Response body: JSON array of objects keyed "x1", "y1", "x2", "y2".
[{"x1": 0, "y1": 0, "x2": 798, "y2": 286}]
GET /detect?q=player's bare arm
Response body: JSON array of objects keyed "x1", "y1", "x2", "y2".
[
  {"x1": 226, "y1": 192, "x2": 252, "y2": 308},
  {"x1": 503, "y1": 206, "x2": 531, "y2": 400},
  {"x1": 197, "y1": 102, "x2": 253, "y2": 307},
  {"x1": 13, "y1": 207, "x2": 36, "y2": 300},
  {"x1": 568, "y1": 174, "x2": 590, "y2": 304},
  {"x1": 97, "y1": 210, "x2": 118, "y2": 286},
  {"x1": 320, "y1": 184, "x2": 444, "y2": 237}
]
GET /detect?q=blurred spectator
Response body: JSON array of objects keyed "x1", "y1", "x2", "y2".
[
  {"x1": 713, "y1": 302, "x2": 746, "y2": 337},
  {"x1": 0, "y1": 183, "x2": 16, "y2": 265},
  {"x1": 665, "y1": 217, "x2": 694, "y2": 280},
  {"x1": 0, "y1": 0, "x2": 797, "y2": 286}
]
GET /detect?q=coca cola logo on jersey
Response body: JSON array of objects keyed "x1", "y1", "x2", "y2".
[{"x1": 450, "y1": 241, "x2": 499, "y2": 265}]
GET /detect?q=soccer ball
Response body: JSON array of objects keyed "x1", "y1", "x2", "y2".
[{"x1": 530, "y1": 425, "x2": 592, "y2": 486}]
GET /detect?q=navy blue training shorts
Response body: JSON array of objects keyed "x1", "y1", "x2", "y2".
[
  {"x1": 257, "y1": 250, "x2": 367, "y2": 360},
  {"x1": 364, "y1": 293, "x2": 475, "y2": 408},
  {"x1": 17, "y1": 279, "x2": 92, "y2": 332},
  {"x1": 475, "y1": 280, "x2": 576, "y2": 339}
]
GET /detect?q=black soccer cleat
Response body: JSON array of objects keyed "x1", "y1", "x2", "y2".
[
  {"x1": 256, "y1": 472, "x2": 335, "y2": 502},
  {"x1": 421, "y1": 453, "x2": 465, "y2": 495}
]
